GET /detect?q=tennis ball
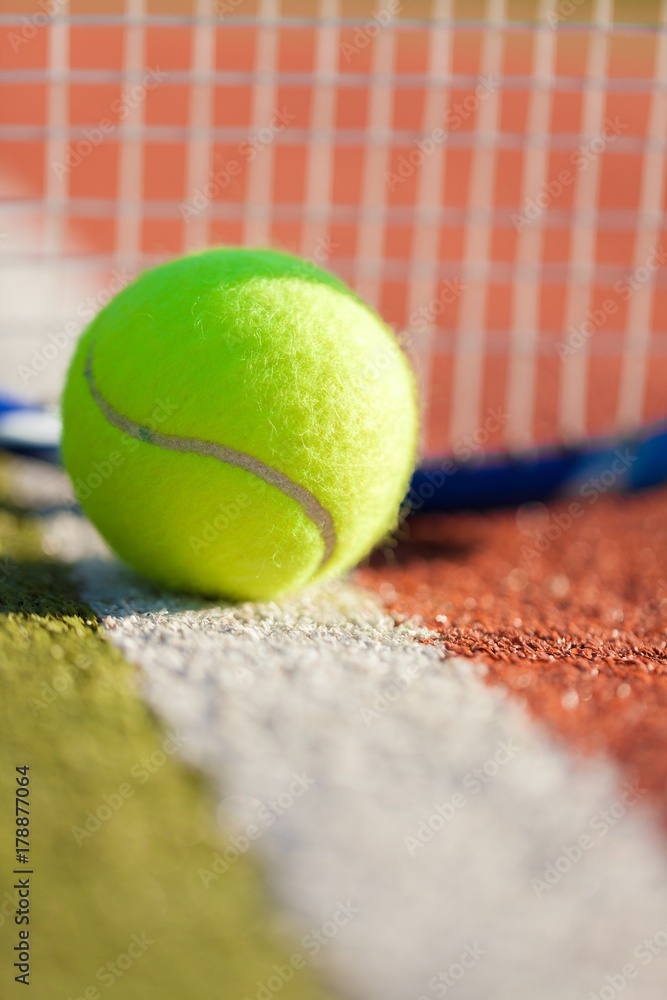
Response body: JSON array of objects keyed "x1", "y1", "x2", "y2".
[{"x1": 62, "y1": 247, "x2": 418, "y2": 601}]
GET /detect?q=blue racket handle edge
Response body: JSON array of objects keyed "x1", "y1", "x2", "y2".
[{"x1": 409, "y1": 420, "x2": 667, "y2": 512}]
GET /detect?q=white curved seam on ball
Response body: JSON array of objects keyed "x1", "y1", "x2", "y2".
[{"x1": 83, "y1": 346, "x2": 337, "y2": 570}]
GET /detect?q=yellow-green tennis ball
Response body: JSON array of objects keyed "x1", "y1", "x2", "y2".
[{"x1": 62, "y1": 248, "x2": 418, "y2": 601}]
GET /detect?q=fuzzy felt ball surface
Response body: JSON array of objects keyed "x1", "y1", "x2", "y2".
[{"x1": 61, "y1": 248, "x2": 418, "y2": 601}]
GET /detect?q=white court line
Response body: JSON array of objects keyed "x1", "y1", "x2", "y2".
[
  {"x1": 404, "y1": 0, "x2": 453, "y2": 454},
  {"x1": 355, "y1": 14, "x2": 396, "y2": 308},
  {"x1": 243, "y1": 0, "x2": 279, "y2": 248},
  {"x1": 506, "y1": 0, "x2": 557, "y2": 449},
  {"x1": 115, "y1": 0, "x2": 146, "y2": 271},
  {"x1": 616, "y1": 0, "x2": 667, "y2": 430},
  {"x1": 183, "y1": 0, "x2": 216, "y2": 253},
  {"x1": 449, "y1": 0, "x2": 505, "y2": 444},
  {"x1": 300, "y1": 0, "x2": 339, "y2": 261},
  {"x1": 558, "y1": 0, "x2": 612, "y2": 440}
]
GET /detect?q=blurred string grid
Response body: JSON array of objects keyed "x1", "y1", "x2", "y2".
[{"x1": 2, "y1": 0, "x2": 667, "y2": 461}]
